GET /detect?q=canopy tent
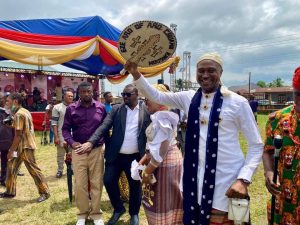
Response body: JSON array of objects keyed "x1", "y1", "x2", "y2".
[{"x1": 0, "y1": 16, "x2": 179, "y2": 83}]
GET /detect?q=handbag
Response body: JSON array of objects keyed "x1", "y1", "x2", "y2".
[{"x1": 228, "y1": 198, "x2": 250, "y2": 225}]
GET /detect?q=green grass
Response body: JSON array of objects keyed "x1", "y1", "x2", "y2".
[
  {"x1": 0, "y1": 133, "x2": 147, "y2": 225},
  {"x1": 0, "y1": 115, "x2": 269, "y2": 225},
  {"x1": 245, "y1": 114, "x2": 269, "y2": 225}
]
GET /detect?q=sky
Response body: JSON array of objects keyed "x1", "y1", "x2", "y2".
[{"x1": 1, "y1": 0, "x2": 300, "y2": 95}]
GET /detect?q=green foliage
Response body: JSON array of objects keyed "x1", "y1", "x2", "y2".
[
  {"x1": 176, "y1": 78, "x2": 183, "y2": 91},
  {"x1": 268, "y1": 77, "x2": 284, "y2": 87},
  {"x1": 257, "y1": 78, "x2": 285, "y2": 88},
  {"x1": 257, "y1": 80, "x2": 267, "y2": 88}
]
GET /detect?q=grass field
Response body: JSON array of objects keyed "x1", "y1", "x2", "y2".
[{"x1": 0, "y1": 114, "x2": 269, "y2": 225}]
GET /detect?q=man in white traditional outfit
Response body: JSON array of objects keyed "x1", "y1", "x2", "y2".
[{"x1": 124, "y1": 52, "x2": 263, "y2": 225}]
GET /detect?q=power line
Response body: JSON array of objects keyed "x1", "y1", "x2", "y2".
[
  {"x1": 194, "y1": 39, "x2": 300, "y2": 55},
  {"x1": 194, "y1": 32, "x2": 300, "y2": 53},
  {"x1": 233, "y1": 52, "x2": 300, "y2": 66}
]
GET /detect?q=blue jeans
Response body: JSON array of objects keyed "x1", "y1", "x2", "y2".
[{"x1": 49, "y1": 123, "x2": 54, "y2": 144}]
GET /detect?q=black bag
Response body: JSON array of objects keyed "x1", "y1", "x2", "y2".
[{"x1": 0, "y1": 109, "x2": 14, "y2": 152}]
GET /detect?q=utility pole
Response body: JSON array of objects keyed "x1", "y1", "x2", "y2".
[
  {"x1": 183, "y1": 51, "x2": 191, "y2": 90},
  {"x1": 248, "y1": 72, "x2": 251, "y2": 96},
  {"x1": 188, "y1": 53, "x2": 191, "y2": 89},
  {"x1": 100, "y1": 78, "x2": 105, "y2": 96},
  {"x1": 161, "y1": 71, "x2": 164, "y2": 84},
  {"x1": 170, "y1": 23, "x2": 177, "y2": 91}
]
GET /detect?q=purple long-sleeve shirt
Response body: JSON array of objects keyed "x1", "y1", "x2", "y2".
[{"x1": 62, "y1": 99, "x2": 106, "y2": 147}]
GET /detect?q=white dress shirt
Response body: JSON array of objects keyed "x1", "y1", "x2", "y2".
[
  {"x1": 119, "y1": 104, "x2": 139, "y2": 154},
  {"x1": 51, "y1": 102, "x2": 68, "y2": 147},
  {"x1": 134, "y1": 75, "x2": 263, "y2": 212}
]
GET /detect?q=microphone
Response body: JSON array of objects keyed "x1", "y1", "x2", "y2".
[
  {"x1": 270, "y1": 134, "x2": 283, "y2": 225},
  {"x1": 273, "y1": 135, "x2": 283, "y2": 158}
]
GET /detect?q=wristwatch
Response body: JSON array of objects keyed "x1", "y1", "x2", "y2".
[{"x1": 240, "y1": 179, "x2": 251, "y2": 185}]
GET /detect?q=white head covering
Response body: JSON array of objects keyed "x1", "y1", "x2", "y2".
[{"x1": 197, "y1": 52, "x2": 223, "y2": 69}]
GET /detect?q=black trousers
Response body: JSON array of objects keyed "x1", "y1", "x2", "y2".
[
  {"x1": 0, "y1": 150, "x2": 8, "y2": 183},
  {"x1": 104, "y1": 153, "x2": 141, "y2": 215}
]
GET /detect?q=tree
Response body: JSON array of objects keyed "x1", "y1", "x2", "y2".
[
  {"x1": 176, "y1": 78, "x2": 183, "y2": 91},
  {"x1": 257, "y1": 81, "x2": 267, "y2": 88},
  {"x1": 268, "y1": 78, "x2": 284, "y2": 87}
]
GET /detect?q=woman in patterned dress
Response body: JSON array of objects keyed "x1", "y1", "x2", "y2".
[{"x1": 138, "y1": 84, "x2": 183, "y2": 225}]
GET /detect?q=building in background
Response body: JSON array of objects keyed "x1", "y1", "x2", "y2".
[
  {"x1": 0, "y1": 61, "x2": 101, "y2": 131},
  {"x1": 252, "y1": 87, "x2": 294, "y2": 104},
  {"x1": 0, "y1": 61, "x2": 100, "y2": 111}
]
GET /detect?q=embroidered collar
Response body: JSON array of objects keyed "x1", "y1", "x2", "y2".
[{"x1": 220, "y1": 85, "x2": 231, "y2": 96}]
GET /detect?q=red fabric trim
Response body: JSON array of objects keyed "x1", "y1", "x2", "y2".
[
  {"x1": 106, "y1": 74, "x2": 125, "y2": 80},
  {"x1": 102, "y1": 37, "x2": 117, "y2": 46},
  {"x1": 99, "y1": 37, "x2": 119, "y2": 65},
  {"x1": 99, "y1": 44, "x2": 119, "y2": 65},
  {"x1": 0, "y1": 28, "x2": 93, "y2": 45}
]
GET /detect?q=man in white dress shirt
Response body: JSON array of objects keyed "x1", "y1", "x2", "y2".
[
  {"x1": 124, "y1": 52, "x2": 263, "y2": 225},
  {"x1": 51, "y1": 90, "x2": 74, "y2": 178}
]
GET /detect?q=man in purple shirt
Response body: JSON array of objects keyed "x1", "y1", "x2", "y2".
[{"x1": 62, "y1": 82, "x2": 106, "y2": 225}]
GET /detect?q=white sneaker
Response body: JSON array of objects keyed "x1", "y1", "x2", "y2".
[
  {"x1": 76, "y1": 219, "x2": 85, "y2": 225},
  {"x1": 93, "y1": 219, "x2": 104, "y2": 225}
]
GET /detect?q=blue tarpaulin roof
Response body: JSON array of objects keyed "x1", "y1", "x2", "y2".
[{"x1": 0, "y1": 16, "x2": 122, "y2": 75}]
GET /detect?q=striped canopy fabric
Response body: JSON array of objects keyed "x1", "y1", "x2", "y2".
[{"x1": 0, "y1": 16, "x2": 179, "y2": 83}]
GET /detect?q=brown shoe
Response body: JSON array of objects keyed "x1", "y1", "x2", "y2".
[{"x1": 37, "y1": 193, "x2": 50, "y2": 203}]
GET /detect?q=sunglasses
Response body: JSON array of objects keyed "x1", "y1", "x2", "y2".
[
  {"x1": 121, "y1": 92, "x2": 136, "y2": 97},
  {"x1": 294, "y1": 91, "x2": 300, "y2": 97}
]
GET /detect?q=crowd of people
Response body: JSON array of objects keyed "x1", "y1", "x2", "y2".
[{"x1": 0, "y1": 52, "x2": 299, "y2": 225}]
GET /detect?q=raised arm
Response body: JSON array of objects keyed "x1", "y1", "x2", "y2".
[{"x1": 124, "y1": 61, "x2": 194, "y2": 114}]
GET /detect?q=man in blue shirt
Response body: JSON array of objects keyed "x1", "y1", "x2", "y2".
[{"x1": 103, "y1": 92, "x2": 113, "y2": 113}]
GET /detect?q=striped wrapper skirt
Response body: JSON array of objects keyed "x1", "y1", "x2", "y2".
[{"x1": 142, "y1": 145, "x2": 183, "y2": 225}]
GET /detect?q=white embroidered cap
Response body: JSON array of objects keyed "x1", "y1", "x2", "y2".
[{"x1": 197, "y1": 52, "x2": 223, "y2": 69}]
